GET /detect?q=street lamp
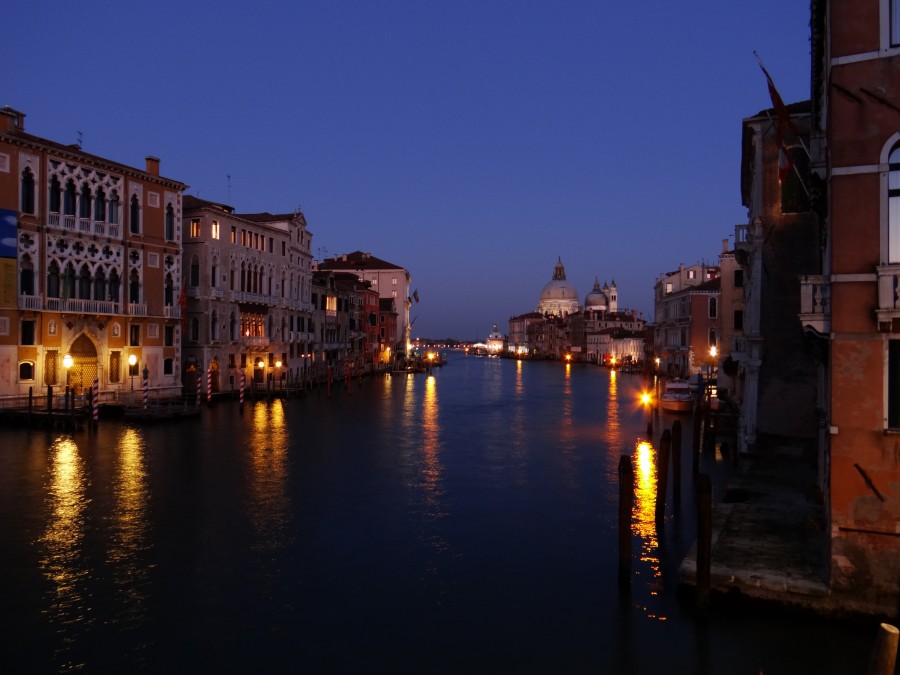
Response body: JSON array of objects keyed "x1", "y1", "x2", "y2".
[
  {"x1": 63, "y1": 353, "x2": 73, "y2": 386},
  {"x1": 128, "y1": 353, "x2": 137, "y2": 390}
]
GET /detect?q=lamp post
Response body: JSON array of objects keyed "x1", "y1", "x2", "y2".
[
  {"x1": 128, "y1": 353, "x2": 137, "y2": 390},
  {"x1": 63, "y1": 353, "x2": 73, "y2": 388}
]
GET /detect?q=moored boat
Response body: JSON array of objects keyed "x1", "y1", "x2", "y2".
[{"x1": 660, "y1": 379, "x2": 693, "y2": 413}]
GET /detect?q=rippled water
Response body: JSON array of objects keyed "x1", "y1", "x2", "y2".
[{"x1": 0, "y1": 353, "x2": 880, "y2": 673}]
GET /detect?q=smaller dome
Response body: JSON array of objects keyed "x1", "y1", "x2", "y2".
[{"x1": 584, "y1": 278, "x2": 608, "y2": 310}]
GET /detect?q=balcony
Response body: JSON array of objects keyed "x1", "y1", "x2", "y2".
[
  {"x1": 164, "y1": 305, "x2": 181, "y2": 319},
  {"x1": 242, "y1": 336, "x2": 270, "y2": 348},
  {"x1": 18, "y1": 294, "x2": 42, "y2": 311},
  {"x1": 128, "y1": 303, "x2": 147, "y2": 316},
  {"x1": 877, "y1": 265, "x2": 900, "y2": 331},
  {"x1": 47, "y1": 211, "x2": 122, "y2": 240},
  {"x1": 44, "y1": 297, "x2": 121, "y2": 314},
  {"x1": 799, "y1": 275, "x2": 830, "y2": 336}
]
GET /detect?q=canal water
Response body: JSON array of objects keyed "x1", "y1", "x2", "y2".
[{"x1": 0, "y1": 352, "x2": 884, "y2": 673}]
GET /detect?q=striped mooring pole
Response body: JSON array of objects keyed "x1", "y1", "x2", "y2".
[
  {"x1": 92, "y1": 376, "x2": 99, "y2": 429},
  {"x1": 239, "y1": 370, "x2": 245, "y2": 412},
  {"x1": 142, "y1": 370, "x2": 148, "y2": 410},
  {"x1": 196, "y1": 371, "x2": 201, "y2": 408},
  {"x1": 207, "y1": 368, "x2": 212, "y2": 403}
]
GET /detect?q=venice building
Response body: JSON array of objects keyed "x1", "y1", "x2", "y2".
[
  {"x1": 181, "y1": 196, "x2": 314, "y2": 394},
  {"x1": 0, "y1": 106, "x2": 186, "y2": 398}
]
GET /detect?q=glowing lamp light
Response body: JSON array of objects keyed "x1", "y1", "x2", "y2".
[
  {"x1": 640, "y1": 391, "x2": 652, "y2": 406},
  {"x1": 565, "y1": 353, "x2": 572, "y2": 362},
  {"x1": 128, "y1": 354, "x2": 137, "y2": 367},
  {"x1": 63, "y1": 353, "x2": 74, "y2": 369},
  {"x1": 275, "y1": 360, "x2": 282, "y2": 368},
  {"x1": 257, "y1": 359, "x2": 265, "y2": 368},
  {"x1": 710, "y1": 345, "x2": 718, "y2": 358}
]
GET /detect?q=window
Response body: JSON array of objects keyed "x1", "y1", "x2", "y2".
[
  {"x1": 734, "y1": 309, "x2": 744, "y2": 331},
  {"x1": 211, "y1": 220, "x2": 219, "y2": 239},
  {"x1": 80, "y1": 184, "x2": 91, "y2": 219},
  {"x1": 21, "y1": 168, "x2": 35, "y2": 214},
  {"x1": 19, "y1": 362, "x2": 34, "y2": 381},
  {"x1": 190, "y1": 257, "x2": 200, "y2": 286},
  {"x1": 95, "y1": 188, "x2": 106, "y2": 222},
  {"x1": 665, "y1": 282, "x2": 673, "y2": 294},
  {"x1": 734, "y1": 269, "x2": 744, "y2": 288},
  {"x1": 21, "y1": 320, "x2": 35, "y2": 345},
  {"x1": 890, "y1": 144, "x2": 900, "y2": 263},
  {"x1": 130, "y1": 194, "x2": 140, "y2": 234},
  {"x1": 64, "y1": 180, "x2": 76, "y2": 216},
  {"x1": 109, "y1": 351, "x2": 121, "y2": 383},
  {"x1": 19, "y1": 256, "x2": 34, "y2": 295},
  {"x1": 108, "y1": 191, "x2": 119, "y2": 224},
  {"x1": 231, "y1": 226, "x2": 236, "y2": 243},
  {"x1": 164, "y1": 358, "x2": 174, "y2": 375},
  {"x1": 129, "y1": 270, "x2": 140, "y2": 304},
  {"x1": 49, "y1": 175, "x2": 61, "y2": 213},
  {"x1": 190, "y1": 317, "x2": 199, "y2": 342},
  {"x1": 688, "y1": 269, "x2": 696, "y2": 280},
  {"x1": 129, "y1": 324, "x2": 140, "y2": 346},
  {"x1": 708, "y1": 297, "x2": 718, "y2": 319},
  {"x1": 889, "y1": 340, "x2": 900, "y2": 428},
  {"x1": 892, "y1": 0, "x2": 900, "y2": 46},
  {"x1": 190, "y1": 218, "x2": 200, "y2": 238},
  {"x1": 781, "y1": 145, "x2": 810, "y2": 214},
  {"x1": 165, "y1": 325, "x2": 174, "y2": 346},
  {"x1": 165, "y1": 204, "x2": 175, "y2": 240}
]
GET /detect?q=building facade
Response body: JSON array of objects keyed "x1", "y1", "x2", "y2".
[
  {"x1": 0, "y1": 107, "x2": 186, "y2": 399},
  {"x1": 181, "y1": 196, "x2": 314, "y2": 394}
]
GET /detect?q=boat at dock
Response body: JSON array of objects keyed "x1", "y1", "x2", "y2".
[{"x1": 660, "y1": 379, "x2": 693, "y2": 413}]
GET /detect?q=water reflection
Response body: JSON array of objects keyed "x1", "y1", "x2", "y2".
[
  {"x1": 39, "y1": 436, "x2": 92, "y2": 662},
  {"x1": 248, "y1": 401, "x2": 292, "y2": 556},
  {"x1": 603, "y1": 370, "x2": 622, "y2": 450},
  {"x1": 632, "y1": 439, "x2": 665, "y2": 620},
  {"x1": 420, "y1": 375, "x2": 444, "y2": 515},
  {"x1": 108, "y1": 427, "x2": 151, "y2": 642}
]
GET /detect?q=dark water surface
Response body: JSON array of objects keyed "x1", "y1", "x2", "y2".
[{"x1": 0, "y1": 353, "x2": 882, "y2": 673}]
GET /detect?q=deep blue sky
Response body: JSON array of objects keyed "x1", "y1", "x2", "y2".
[{"x1": 5, "y1": 1, "x2": 811, "y2": 340}]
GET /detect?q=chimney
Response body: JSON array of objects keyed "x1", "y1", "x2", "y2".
[
  {"x1": 722, "y1": 238, "x2": 729, "y2": 253},
  {"x1": 145, "y1": 156, "x2": 160, "y2": 176},
  {"x1": 1, "y1": 106, "x2": 25, "y2": 133}
]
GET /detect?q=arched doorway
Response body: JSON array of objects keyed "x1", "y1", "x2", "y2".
[
  {"x1": 210, "y1": 356, "x2": 221, "y2": 393},
  {"x1": 183, "y1": 355, "x2": 199, "y2": 398},
  {"x1": 65, "y1": 333, "x2": 98, "y2": 395}
]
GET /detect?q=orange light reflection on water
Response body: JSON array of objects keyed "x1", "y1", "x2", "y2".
[
  {"x1": 632, "y1": 439, "x2": 666, "y2": 620},
  {"x1": 249, "y1": 400, "x2": 291, "y2": 553}
]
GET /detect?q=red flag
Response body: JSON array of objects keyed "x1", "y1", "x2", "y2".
[{"x1": 759, "y1": 61, "x2": 799, "y2": 148}]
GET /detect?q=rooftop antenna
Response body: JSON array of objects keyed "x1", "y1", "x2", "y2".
[
  {"x1": 227, "y1": 174, "x2": 232, "y2": 204},
  {"x1": 77, "y1": 130, "x2": 83, "y2": 147}
]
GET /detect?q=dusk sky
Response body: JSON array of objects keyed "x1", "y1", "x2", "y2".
[{"x1": 4, "y1": 1, "x2": 811, "y2": 340}]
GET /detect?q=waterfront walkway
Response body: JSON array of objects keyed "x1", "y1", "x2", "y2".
[{"x1": 679, "y1": 437, "x2": 897, "y2": 619}]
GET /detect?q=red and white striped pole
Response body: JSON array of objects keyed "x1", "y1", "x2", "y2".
[
  {"x1": 92, "y1": 376, "x2": 99, "y2": 428},
  {"x1": 143, "y1": 369, "x2": 148, "y2": 410},
  {"x1": 239, "y1": 370, "x2": 245, "y2": 412},
  {"x1": 206, "y1": 368, "x2": 212, "y2": 403},
  {"x1": 196, "y1": 370, "x2": 201, "y2": 408}
]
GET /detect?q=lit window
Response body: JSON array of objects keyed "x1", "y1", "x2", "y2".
[
  {"x1": 211, "y1": 220, "x2": 219, "y2": 239},
  {"x1": 190, "y1": 218, "x2": 201, "y2": 238},
  {"x1": 890, "y1": 145, "x2": 900, "y2": 263}
]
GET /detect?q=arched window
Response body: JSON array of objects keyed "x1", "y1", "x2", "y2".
[
  {"x1": 63, "y1": 262, "x2": 76, "y2": 300},
  {"x1": 230, "y1": 312, "x2": 237, "y2": 340},
  {"x1": 94, "y1": 268, "x2": 107, "y2": 301},
  {"x1": 190, "y1": 256, "x2": 200, "y2": 287},
  {"x1": 19, "y1": 255, "x2": 34, "y2": 295},
  {"x1": 165, "y1": 203, "x2": 175, "y2": 240},
  {"x1": 889, "y1": 144, "x2": 900, "y2": 263},
  {"x1": 109, "y1": 269, "x2": 120, "y2": 303},
  {"x1": 19, "y1": 362, "x2": 34, "y2": 381},
  {"x1": 79, "y1": 184, "x2": 92, "y2": 219},
  {"x1": 129, "y1": 269, "x2": 140, "y2": 304},
  {"x1": 211, "y1": 311, "x2": 218, "y2": 341},
  {"x1": 47, "y1": 260, "x2": 60, "y2": 298},
  {"x1": 164, "y1": 273, "x2": 174, "y2": 306},
  {"x1": 78, "y1": 264, "x2": 91, "y2": 299},
  {"x1": 708, "y1": 296, "x2": 718, "y2": 319},
  {"x1": 108, "y1": 191, "x2": 119, "y2": 225},
  {"x1": 21, "y1": 168, "x2": 35, "y2": 214},
  {"x1": 48, "y1": 175, "x2": 61, "y2": 213},
  {"x1": 190, "y1": 317, "x2": 199, "y2": 342},
  {"x1": 130, "y1": 194, "x2": 140, "y2": 234},
  {"x1": 95, "y1": 187, "x2": 106, "y2": 222},
  {"x1": 64, "y1": 180, "x2": 77, "y2": 216}
]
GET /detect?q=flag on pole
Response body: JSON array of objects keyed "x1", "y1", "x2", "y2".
[
  {"x1": 758, "y1": 60, "x2": 798, "y2": 145},
  {"x1": 413, "y1": 289, "x2": 419, "y2": 303}
]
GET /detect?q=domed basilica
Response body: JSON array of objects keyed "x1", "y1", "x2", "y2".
[{"x1": 537, "y1": 258, "x2": 581, "y2": 317}]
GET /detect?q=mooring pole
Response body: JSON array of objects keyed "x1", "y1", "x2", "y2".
[
  {"x1": 671, "y1": 419, "x2": 683, "y2": 506},
  {"x1": 696, "y1": 472, "x2": 712, "y2": 610},
  {"x1": 868, "y1": 623, "x2": 899, "y2": 675},
  {"x1": 618, "y1": 454, "x2": 634, "y2": 585},
  {"x1": 655, "y1": 429, "x2": 671, "y2": 525}
]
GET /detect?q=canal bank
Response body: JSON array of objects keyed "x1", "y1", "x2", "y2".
[{"x1": 678, "y1": 435, "x2": 899, "y2": 621}]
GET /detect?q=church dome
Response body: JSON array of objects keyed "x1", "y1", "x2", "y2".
[
  {"x1": 584, "y1": 278, "x2": 608, "y2": 311},
  {"x1": 537, "y1": 258, "x2": 580, "y2": 317}
]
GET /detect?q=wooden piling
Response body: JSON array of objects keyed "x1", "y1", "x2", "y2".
[
  {"x1": 618, "y1": 454, "x2": 634, "y2": 585},
  {"x1": 671, "y1": 420, "x2": 682, "y2": 505},
  {"x1": 655, "y1": 429, "x2": 671, "y2": 524},
  {"x1": 868, "y1": 623, "x2": 899, "y2": 675},
  {"x1": 692, "y1": 404, "x2": 701, "y2": 477},
  {"x1": 696, "y1": 472, "x2": 712, "y2": 609},
  {"x1": 28, "y1": 387, "x2": 33, "y2": 428}
]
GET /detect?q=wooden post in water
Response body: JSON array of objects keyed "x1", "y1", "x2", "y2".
[
  {"x1": 28, "y1": 386, "x2": 33, "y2": 428},
  {"x1": 696, "y1": 472, "x2": 712, "y2": 610},
  {"x1": 868, "y1": 623, "x2": 899, "y2": 675},
  {"x1": 692, "y1": 403, "x2": 702, "y2": 477},
  {"x1": 655, "y1": 429, "x2": 671, "y2": 524},
  {"x1": 618, "y1": 454, "x2": 634, "y2": 585},
  {"x1": 671, "y1": 420, "x2": 683, "y2": 505}
]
